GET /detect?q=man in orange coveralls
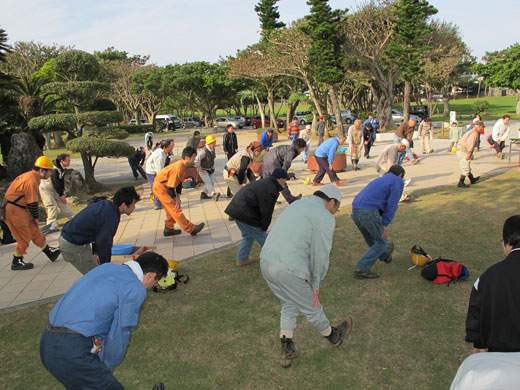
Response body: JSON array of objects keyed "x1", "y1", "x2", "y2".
[
  {"x1": 153, "y1": 146, "x2": 205, "y2": 237},
  {"x1": 3, "y1": 156, "x2": 61, "y2": 270}
]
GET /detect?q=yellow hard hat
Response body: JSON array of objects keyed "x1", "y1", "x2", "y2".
[
  {"x1": 34, "y1": 156, "x2": 54, "y2": 170},
  {"x1": 411, "y1": 245, "x2": 431, "y2": 267},
  {"x1": 205, "y1": 135, "x2": 216, "y2": 144}
]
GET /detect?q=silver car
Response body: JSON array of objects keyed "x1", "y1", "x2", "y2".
[
  {"x1": 331, "y1": 110, "x2": 358, "y2": 125},
  {"x1": 391, "y1": 109, "x2": 422, "y2": 126},
  {"x1": 214, "y1": 117, "x2": 240, "y2": 130}
]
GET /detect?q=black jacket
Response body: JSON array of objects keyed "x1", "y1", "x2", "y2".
[
  {"x1": 465, "y1": 249, "x2": 520, "y2": 351},
  {"x1": 50, "y1": 159, "x2": 66, "y2": 197},
  {"x1": 262, "y1": 144, "x2": 300, "y2": 177},
  {"x1": 223, "y1": 131, "x2": 238, "y2": 156},
  {"x1": 224, "y1": 176, "x2": 283, "y2": 231}
]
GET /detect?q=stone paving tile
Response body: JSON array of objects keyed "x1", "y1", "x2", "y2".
[{"x1": 0, "y1": 292, "x2": 19, "y2": 308}]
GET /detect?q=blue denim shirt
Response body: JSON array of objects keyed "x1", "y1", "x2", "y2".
[
  {"x1": 352, "y1": 173, "x2": 403, "y2": 226},
  {"x1": 49, "y1": 263, "x2": 146, "y2": 369},
  {"x1": 314, "y1": 137, "x2": 340, "y2": 165}
]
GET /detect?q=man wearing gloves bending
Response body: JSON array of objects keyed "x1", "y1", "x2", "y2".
[
  {"x1": 40, "y1": 251, "x2": 168, "y2": 390},
  {"x1": 260, "y1": 185, "x2": 352, "y2": 368}
]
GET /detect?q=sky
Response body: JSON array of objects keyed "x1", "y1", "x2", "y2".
[{"x1": 1, "y1": 0, "x2": 519, "y2": 66}]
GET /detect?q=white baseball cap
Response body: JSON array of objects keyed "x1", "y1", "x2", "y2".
[
  {"x1": 320, "y1": 185, "x2": 342, "y2": 202},
  {"x1": 400, "y1": 139, "x2": 410, "y2": 150}
]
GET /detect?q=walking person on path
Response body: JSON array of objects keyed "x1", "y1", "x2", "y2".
[
  {"x1": 312, "y1": 135, "x2": 347, "y2": 187},
  {"x1": 223, "y1": 124, "x2": 238, "y2": 161},
  {"x1": 347, "y1": 119, "x2": 364, "y2": 171},
  {"x1": 260, "y1": 184, "x2": 352, "y2": 368},
  {"x1": 299, "y1": 125, "x2": 312, "y2": 163},
  {"x1": 418, "y1": 117, "x2": 434, "y2": 154},
  {"x1": 316, "y1": 115, "x2": 326, "y2": 146}
]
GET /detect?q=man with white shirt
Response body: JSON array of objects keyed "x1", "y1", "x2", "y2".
[
  {"x1": 40, "y1": 251, "x2": 168, "y2": 390},
  {"x1": 145, "y1": 139, "x2": 174, "y2": 209},
  {"x1": 490, "y1": 115, "x2": 510, "y2": 159},
  {"x1": 299, "y1": 125, "x2": 312, "y2": 163}
]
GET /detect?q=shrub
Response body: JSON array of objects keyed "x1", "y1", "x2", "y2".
[
  {"x1": 77, "y1": 111, "x2": 123, "y2": 126},
  {"x1": 89, "y1": 127, "x2": 129, "y2": 140},
  {"x1": 67, "y1": 137, "x2": 135, "y2": 159},
  {"x1": 116, "y1": 124, "x2": 154, "y2": 134},
  {"x1": 472, "y1": 101, "x2": 489, "y2": 114}
]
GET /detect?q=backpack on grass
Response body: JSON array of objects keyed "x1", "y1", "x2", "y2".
[{"x1": 421, "y1": 258, "x2": 469, "y2": 285}]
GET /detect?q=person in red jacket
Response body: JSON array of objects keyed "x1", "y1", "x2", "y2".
[{"x1": 4, "y1": 156, "x2": 61, "y2": 270}]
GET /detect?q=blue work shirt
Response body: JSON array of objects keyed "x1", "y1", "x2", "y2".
[
  {"x1": 314, "y1": 137, "x2": 340, "y2": 165},
  {"x1": 363, "y1": 118, "x2": 379, "y2": 130},
  {"x1": 61, "y1": 200, "x2": 121, "y2": 264},
  {"x1": 352, "y1": 173, "x2": 404, "y2": 226},
  {"x1": 260, "y1": 130, "x2": 273, "y2": 150},
  {"x1": 49, "y1": 263, "x2": 146, "y2": 370}
]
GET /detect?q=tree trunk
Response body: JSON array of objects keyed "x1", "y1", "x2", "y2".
[
  {"x1": 328, "y1": 84, "x2": 344, "y2": 135},
  {"x1": 255, "y1": 95, "x2": 266, "y2": 128},
  {"x1": 516, "y1": 91, "x2": 520, "y2": 115},
  {"x1": 267, "y1": 88, "x2": 279, "y2": 132},
  {"x1": 53, "y1": 131, "x2": 66, "y2": 149},
  {"x1": 43, "y1": 132, "x2": 52, "y2": 150},
  {"x1": 403, "y1": 80, "x2": 411, "y2": 121},
  {"x1": 80, "y1": 152, "x2": 97, "y2": 189}
]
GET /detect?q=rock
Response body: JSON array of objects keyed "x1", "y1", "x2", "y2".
[{"x1": 7, "y1": 132, "x2": 43, "y2": 180}]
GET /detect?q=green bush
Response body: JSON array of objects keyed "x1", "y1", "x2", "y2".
[
  {"x1": 89, "y1": 127, "x2": 129, "y2": 140},
  {"x1": 115, "y1": 124, "x2": 154, "y2": 134},
  {"x1": 66, "y1": 137, "x2": 135, "y2": 158},
  {"x1": 472, "y1": 101, "x2": 489, "y2": 114},
  {"x1": 28, "y1": 113, "x2": 77, "y2": 131},
  {"x1": 77, "y1": 111, "x2": 123, "y2": 126}
]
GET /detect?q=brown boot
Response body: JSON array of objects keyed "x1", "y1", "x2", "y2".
[{"x1": 280, "y1": 336, "x2": 297, "y2": 368}]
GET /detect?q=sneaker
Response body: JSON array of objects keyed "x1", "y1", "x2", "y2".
[
  {"x1": 11, "y1": 256, "x2": 34, "y2": 271},
  {"x1": 280, "y1": 336, "x2": 297, "y2": 368},
  {"x1": 213, "y1": 192, "x2": 221, "y2": 201},
  {"x1": 312, "y1": 182, "x2": 324, "y2": 186},
  {"x1": 404, "y1": 179, "x2": 412, "y2": 187},
  {"x1": 163, "y1": 227, "x2": 182, "y2": 237},
  {"x1": 154, "y1": 206, "x2": 162, "y2": 210},
  {"x1": 382, "y1": 242, "x2": 394, "y2": 263},
  {"x1": 353, "y1": 269, "x2": 379, "y2": 279},
  {"x1": 326, "y1": 316, "x2": 353, "y2": 347},
  {"x1": 412, "y1": 158, "x2": 420, "y2": 165},
  {"x1": 200, "y1": 192, "x2": 211, "y2": 200},
  {"x1": 43, "y1": 246, "x2": 61, "y2": 262},
  {"x1": 236, "y1": 257, "x2": 256, "y2": 267},
  {"x1": 190, "y1": 223, "x2": 205, "y2": 236},
  {"x1": 335, "y1": 179, "x2": 347, "y2": 186}
]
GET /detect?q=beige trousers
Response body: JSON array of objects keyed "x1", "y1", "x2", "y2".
[{"x1": 39, "y1": 180, "x2": 75, "y2": 225}]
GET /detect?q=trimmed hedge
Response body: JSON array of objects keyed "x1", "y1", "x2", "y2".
[
  {"x1": 115, "y1": 124, "x2": 154, "y2": 134},
  {"x1": 66, "y1": 137, "x2": 135, "y2": 158},
  {"x1": 89, "y1": 127, "x2": 129, "y2": 140}
]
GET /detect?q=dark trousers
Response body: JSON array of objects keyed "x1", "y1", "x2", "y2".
[
  {"x1": 364, "y1": 140, "x2": 374, "y2": 157},
  {"x1": 313, "y1": 156, "x2": 339, "y2": 183},
  {"x1": 129, "y1": 161, "x2": 146, "y2": 179},
  {"x1": 40, "y1": 327, "x2": 124, "y2": 390}
]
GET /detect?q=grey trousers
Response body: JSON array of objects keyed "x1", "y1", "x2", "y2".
[
  {"x1": 261, "y1": 259, "x2": 330, "y2": 337},
  {"x1": 58, "y1": 236, "x2": 97, "y2": 275}
]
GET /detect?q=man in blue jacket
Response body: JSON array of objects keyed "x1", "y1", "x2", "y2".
[
  {"x1": 40, "y1": 251, "x2": 168, "y2": 390},
  {"x1": 260, "y1": 129, "x2": 274, "y2": 151},
  {"x1": 351, "y1": 165, "x2": 405, "y2": 279},
  {"x1": 312, "y1": 134, "x2": 347, "y2": 186},
  {"x1": 58, "y1": 186, "x2": 140, "y2": 274}
]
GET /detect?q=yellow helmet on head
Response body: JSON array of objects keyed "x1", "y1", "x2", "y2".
[
  {"x1": 34, "y1": 156, "x2": 54, "y2": 170},
  {"x1": 205, "y1": 135, "x2": 216, "y2": 144}
]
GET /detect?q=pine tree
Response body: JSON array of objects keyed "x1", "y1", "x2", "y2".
[{"x1": 255, "y1": 0, "x2": 285, "y2": 43}]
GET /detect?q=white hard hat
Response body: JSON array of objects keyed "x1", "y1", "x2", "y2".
[{"x1": 400, "y1": 139, "x2": 410, "y2": 149}]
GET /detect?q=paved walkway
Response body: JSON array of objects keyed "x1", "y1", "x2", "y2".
[{"x1": 1, "y1": 122, "x2": 518, "y2": 312}]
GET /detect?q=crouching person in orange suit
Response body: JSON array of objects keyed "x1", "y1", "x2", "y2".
[{"x1": 153, "y1": 146, "x2": 205, "y2": 237}]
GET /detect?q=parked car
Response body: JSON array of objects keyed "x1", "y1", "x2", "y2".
[
  {"x1": 182, "y1": 117, "x2": 203, "y2": 128},
  {"x1": 250, "y1": 115, "x2": 284, "y2": 129},
  {"x1": 234, "y1": 116, "x2": 245, "y2": 128},
  {"x1": 294, "y1": 110, "x2": 311, "y2": 125},
  {"x1": 129, "y1": 119, "x2": 150, "y2": 125},
  {"x1": 330, "y1": 109, "x2": 358, "y2": 124},
  {"x1": 391, "y1": 109, "x2": 422, "y2": 126},
  {"x1": 409, "y1": 105, "x2": 429, "y2": 120},
  {"x1": 214, "y1": 117, "x2": 241, "y2": 130},
  {"x1": 156, "y1": 114, "x2": 181, "y2": 130}
]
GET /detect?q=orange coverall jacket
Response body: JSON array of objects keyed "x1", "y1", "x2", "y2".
[
  {"x1": 153, "y1": 159, "x2": 195, "y2": 233},
  {"x1": 4, "y1": 170, "x2": 46, "y2": 254}
]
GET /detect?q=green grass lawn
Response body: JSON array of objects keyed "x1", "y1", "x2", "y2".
[
  {"x1": 429, "y1": 96, "x2": 519, "y2": 121},
  {"x1": 1, "y1": 169, "x2": 519, "y2": 390}
]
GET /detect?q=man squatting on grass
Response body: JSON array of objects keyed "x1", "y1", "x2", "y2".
[
  {"x1": 59, "y1": 186, "x2": 140, "y2": 274},
  {"x1": 260, "y1": 185, "x2": 352, "y2": 368},
  {"x1": 40, "y1": 251, "x2": 168, "y2": 390},
  {"x1": 351, "y1": 165, "x2": 404, "y2": 280}
]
